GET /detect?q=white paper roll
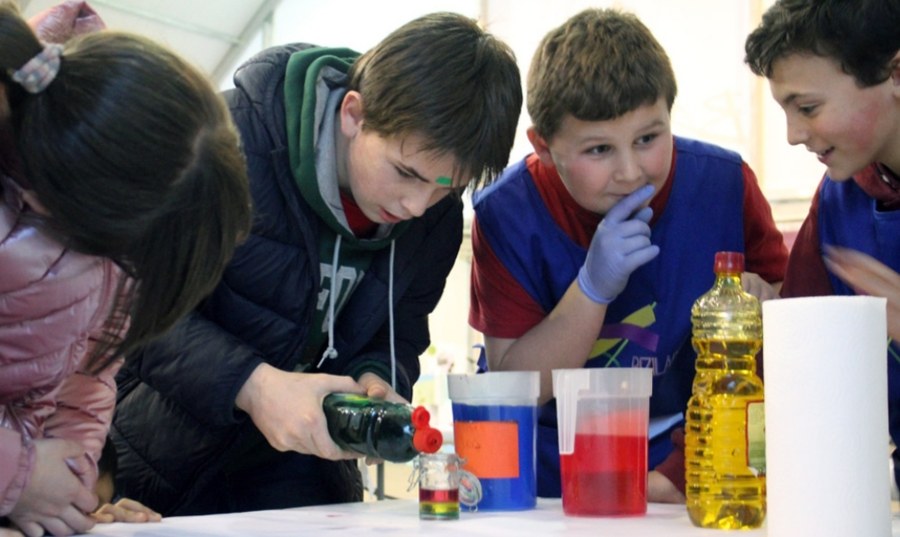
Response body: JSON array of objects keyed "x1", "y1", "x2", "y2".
[{"x1": 763, "y1": 296, "x2": 891, "y2": 537}]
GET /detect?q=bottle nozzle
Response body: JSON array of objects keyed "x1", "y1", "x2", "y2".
[
  {"x1": 410, "y1": 405, "x2": 442, "y2": 453},
  {"x1": 413, "y1": 426, "x2": 443, "y2": 454},
  {"x1": 411, "y1": 406, "x2": 431, "y2": 428}
]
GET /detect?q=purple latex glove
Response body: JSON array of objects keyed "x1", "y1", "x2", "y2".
[
  {"x1": 577, "y1": 184, "x2": 660, "y2": 304},
  {"x1": 28, "y1": 0, "x2": 105, "y2": 44}
]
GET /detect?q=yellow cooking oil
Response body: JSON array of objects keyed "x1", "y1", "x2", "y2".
[{"x1": 685, "y1": 252, "x2": 766, "y2": 530}]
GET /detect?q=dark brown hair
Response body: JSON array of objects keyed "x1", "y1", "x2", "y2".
[
  {"x1": 0, "y1": 3, "x2": 252, "y2": 372},
  {"x1": 348, "y1": 12, "x2": 522, "y2": 191},
  {"x1": 527, "y1": 8, "x2": 677, "y2": 140},
  {"x1": 745, "y1": 0, "x2": 900, "y2": 87}
]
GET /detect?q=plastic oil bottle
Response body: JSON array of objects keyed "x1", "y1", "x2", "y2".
[
  {"x1": 685, "y1": 251, "x2": 766, "y2": 529},
  {"x1": 322, "y1": 393, "x2": 443, "y2": 463}
]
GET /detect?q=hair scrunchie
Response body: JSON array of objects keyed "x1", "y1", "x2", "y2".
[{"x1": 11, "y1": 43, "x2": 64, "y2": 94}]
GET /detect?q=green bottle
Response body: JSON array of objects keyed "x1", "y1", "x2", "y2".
[{"x1": 323, "y1": 393, "x2": 443, "y2": 463}]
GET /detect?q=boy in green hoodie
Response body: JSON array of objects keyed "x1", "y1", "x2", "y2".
[{"x1": 112, "y1": 12, "x2": 523, "y2": 515}]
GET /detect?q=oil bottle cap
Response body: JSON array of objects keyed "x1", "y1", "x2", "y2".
[
  {"x1": 413, "y1": 426, "x2": 443, "y2": 454},
  {"x1": 714, "y1": 251, "x2": 744, "y2": 274}
]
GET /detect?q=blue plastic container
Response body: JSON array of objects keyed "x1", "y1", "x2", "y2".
[{"x1": 447, "y1": 372, "x2": 540, "y2": 511}]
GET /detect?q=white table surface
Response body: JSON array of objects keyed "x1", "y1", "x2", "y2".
[{"x1": 77, "y1": 498, "x2": 900, "y2": 536}]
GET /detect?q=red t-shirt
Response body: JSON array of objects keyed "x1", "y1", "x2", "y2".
[{"x1": 340, "y1": 190, "x2": 378, "y2": 238}]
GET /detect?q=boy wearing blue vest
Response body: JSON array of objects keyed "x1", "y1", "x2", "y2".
[
  {"x1": 745, "y1": 0, "x2": 900, "y2": 491},
  {"x1": 469, "y1": 8, "x2": 788, "y2": 502}
]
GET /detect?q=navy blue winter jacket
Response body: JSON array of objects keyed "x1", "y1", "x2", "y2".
[{"x1": 112, "y1": 44, "x2": 463, "y2": 515}]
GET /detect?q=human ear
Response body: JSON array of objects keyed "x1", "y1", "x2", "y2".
[
  {"x1": 21, "y1": 189, "x2": 51, "y2": 216},
  {"x1": 890, "y1": 50, "x2": 900, "y2": 89},
  {"x1": 527, "y1": 126, "x2": 556, "y2": 168},
  {"x1": 339, "y1": 90, "x2": 365, "y2": 138}
]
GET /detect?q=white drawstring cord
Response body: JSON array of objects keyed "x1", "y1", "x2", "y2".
[
  {"x1": 317, "y1": 235, "x2": 396, "y2": 394},
  {"x1": 388, "y1": 240, "x2": 396, "y2": 390},
  {"x1": 318, "y1": 235, "x2": 342, "y2": 368}
]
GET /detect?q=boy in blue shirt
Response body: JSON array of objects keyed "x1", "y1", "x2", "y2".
[
  {"x1": 745, "y1": 0, "x2": 900, "y2": 490},
  {"x1": 469, "y1": 8, "x2": 788, "y2": 502}
]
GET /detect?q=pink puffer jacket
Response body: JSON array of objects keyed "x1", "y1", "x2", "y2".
[{"x1": 0, "y1": 178, "x2": 122, "y2": 516}]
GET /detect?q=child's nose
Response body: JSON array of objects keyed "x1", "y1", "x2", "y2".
[
  {"x1": 785, "y1": 117, "x2": 808, "y2": 146},
  {"x1": 616, "y1": 151, "x2": 642, "y2": 183},
  {"x1": 402, "y1": 188, "x2": 433, "y2": 218}
]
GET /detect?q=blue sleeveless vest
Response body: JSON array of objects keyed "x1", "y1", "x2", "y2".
[
  {"x1": 474, "y1": 137, "x2": 747, "y2": 496},
  {"x1": 818, "y1": 177, "x2": 900, "y2": 470}
]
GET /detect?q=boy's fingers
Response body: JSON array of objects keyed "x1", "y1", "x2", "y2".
[
  {"x1": 91, "y1": 510, "x2": 116, "y2": 524},
  {"x1": 115, "y1": 498, "x2": 162, "y2": 520},
  {"x1": 605, "y1": 184, "x2": 655, "y2": 224},
  {"x1": 825, "y1": 247, "x2": 898, "y2": 293},
  {"x1": 632, "y1": 206, "x2": 654, "y2": 224}
]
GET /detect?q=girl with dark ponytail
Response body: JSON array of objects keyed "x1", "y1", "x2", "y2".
[{"x1": 0, "y1": 2, "x2": 251, "y2": 535}]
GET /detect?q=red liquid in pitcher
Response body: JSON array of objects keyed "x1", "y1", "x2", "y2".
[{"x1": 560, "y1": 433, "x2": 647, "y2": 516}]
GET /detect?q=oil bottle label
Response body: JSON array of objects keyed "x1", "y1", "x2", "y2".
[{"x1": 746, "y1": 400, "x2": 765, "y2": 475}]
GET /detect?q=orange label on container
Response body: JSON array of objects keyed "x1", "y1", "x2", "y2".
[{"x1": 453, "y1": 421, "x2": 519, "y2": 479}]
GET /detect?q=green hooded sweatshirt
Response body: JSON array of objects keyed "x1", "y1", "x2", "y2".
[{"x1": 283, "y1": 47, "x2": 411, "y2": 373}]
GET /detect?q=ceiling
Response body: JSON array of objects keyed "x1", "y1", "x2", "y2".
[{"x1": 19, "y1": 0, "x2": 280, "y2": 84}]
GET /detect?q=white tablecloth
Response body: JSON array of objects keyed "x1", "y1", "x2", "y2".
[{"x1": 78, "y1": 499, "x2": 900, "y2": 536}]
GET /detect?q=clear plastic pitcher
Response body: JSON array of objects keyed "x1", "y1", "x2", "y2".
[
  {"x1": 552, "y1": 368, "x2": 653, "y2": 517},
  {"x1": 447, "y1": 371, "x2": 540, "y2": 510}
]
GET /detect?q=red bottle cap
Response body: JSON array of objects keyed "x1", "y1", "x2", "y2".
[
  {"x1": 411, "y1": 406, "x2": 431, "y2": 428},
  {"x1": 410, "y1": 405, "x2": 443, "y2": 453},
  {"x1": 714, "y1": 251, "x2": 744, "y2": 274},
  {"x1": 413, "y1": 426, "x2": 443, "y2": 454}
]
